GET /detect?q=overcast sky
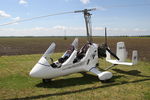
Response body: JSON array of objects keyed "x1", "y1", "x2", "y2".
[{"x1": 0, "y1": 0, "x2": 150, "y2": 36}]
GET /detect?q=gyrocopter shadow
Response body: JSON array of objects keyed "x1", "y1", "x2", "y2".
[
  {"x1": 35, "y1": 73, "x2": 123, "y2": 88},
  {"x1": 112, "y1": 69, "x2": 150, "y2": 78}
]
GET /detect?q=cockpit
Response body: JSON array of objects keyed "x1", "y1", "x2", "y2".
[
  {"x1": 42, "y1": 38, "x2": 91, "y2": 68},
  {"x1": 51, "y1": 45, "x2": 75, "y2": 68}
]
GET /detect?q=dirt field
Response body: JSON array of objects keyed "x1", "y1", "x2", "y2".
[{"x1": 0, "y1": 37, "x2": 149, "y2": 61}]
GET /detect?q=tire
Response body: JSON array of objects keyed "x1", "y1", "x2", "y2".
[{"x1": 42, "y1": 79, "x2": 51, "y2": 83}]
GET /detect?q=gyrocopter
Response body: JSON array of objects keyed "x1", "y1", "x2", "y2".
[{"x1": 28, "y1": 8, "x2": 138, "y2": 83}]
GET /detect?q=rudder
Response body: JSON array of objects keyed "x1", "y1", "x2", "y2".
[
  {"x1": 116, "y1": 42, "x2": 127, "y2": 62},
  {"x1": 132, "y1": 50, "x2": 138, "y2": 65}
]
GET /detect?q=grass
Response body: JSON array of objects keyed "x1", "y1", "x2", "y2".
[{"x1": 0, "y1": 53, "x2": 150, "y2": 100}]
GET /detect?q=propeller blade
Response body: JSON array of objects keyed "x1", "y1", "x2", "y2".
[
  {"x1": 106, "y1": 48, "x2": 119, "y2": 60},
  {"x1": 103, "y1": 27, "x2": 119, "y2": 60}
]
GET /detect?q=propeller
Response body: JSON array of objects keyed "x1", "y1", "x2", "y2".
[{"x1": 104, "y1": 27, "x2": 120, "y2": 60}]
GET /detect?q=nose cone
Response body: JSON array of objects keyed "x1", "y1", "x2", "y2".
[
  {"x1": 30, "y1": 57, "x2": 50, "y2": 78},
  {"x1": 29, "y1": 63, "x2": 48, "y2": 78}
]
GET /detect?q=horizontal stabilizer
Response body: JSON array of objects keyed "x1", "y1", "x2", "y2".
[
  {"x1": 107, "y1": 60, "x2": 133, "y2": 66},
  {"x1": 106, "y1": 42, "x2": 138, "y2": 66}
]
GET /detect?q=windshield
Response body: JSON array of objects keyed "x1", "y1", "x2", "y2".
[{"x1": 43, "y1": 42, "x2": 56, "y2": 58}]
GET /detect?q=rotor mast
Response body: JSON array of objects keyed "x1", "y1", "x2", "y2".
[{"x1": 75, "y1": 8, "x2": 96, "y2": 43}]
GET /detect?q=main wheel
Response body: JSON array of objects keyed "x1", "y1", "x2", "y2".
[
  {"x1": 42, "y1": 79, "x2": 51, "y2": 83},
  {"x1": 98, "y1": 71, "x2": 113, "y2": 81}
]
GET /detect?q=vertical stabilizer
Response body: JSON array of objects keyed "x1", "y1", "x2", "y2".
[
  {"x1": 116, "y1": 42, "x2": 127, "y2": 62},
  {"x1": 132, "y1": 50, "x2": 138, "y2": 65}
]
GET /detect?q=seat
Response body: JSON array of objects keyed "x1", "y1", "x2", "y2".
[
  {"x1": 73, "y1": 43, "x2": 90, "y2": 63},
  {"x1": 51, "y1": 45, "x2": 75, "y2": 68}
]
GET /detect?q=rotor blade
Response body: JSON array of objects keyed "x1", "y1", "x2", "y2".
[
  {"x1": 96, "y1": 4, "x2": 150, "y2": 11},
  {"x1": 0, "y1": 8, "x2": 97, "y2": 26},
  {"x1": 106, "y1": 48, "x2": 120, "y2": 60},
  {"x1": 0, "y1": 11, "x2": 74, "y2": 26},
  {"x1": 74, "y1": 8, "x2": 96, "y2": 13}
]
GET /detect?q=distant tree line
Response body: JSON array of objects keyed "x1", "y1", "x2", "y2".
[{"x1": 0, "y1": 35, "x2": 150, "y2": 38}]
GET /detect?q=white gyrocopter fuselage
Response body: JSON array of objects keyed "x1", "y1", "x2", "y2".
[
  {"x1": 29, "y1": 38, "x2": 113, "y2": 82},
  {"x1": 29, "y1": 9, "x2": 138, "y2": 82}
]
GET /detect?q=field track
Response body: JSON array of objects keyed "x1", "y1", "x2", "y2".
[{"x1": 0, "y1": 37, "x2": 149, "y2": 61}]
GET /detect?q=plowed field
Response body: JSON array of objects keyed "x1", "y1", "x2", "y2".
[{"x1": 0, "y1": 37, "x2": 149, "y2": 61}]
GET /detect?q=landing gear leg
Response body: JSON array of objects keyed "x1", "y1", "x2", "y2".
[{"x1": 42, "y1": 79, "x2": 51, "y2": 83}]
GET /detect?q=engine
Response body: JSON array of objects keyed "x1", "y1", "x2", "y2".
[{"x1": 97, "y1": 44, "x2": 106, "y2": 58}]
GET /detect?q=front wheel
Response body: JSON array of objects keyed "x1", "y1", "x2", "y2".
[{"x1": 42, "y1": 79, "x2": 51, "y2": 83}]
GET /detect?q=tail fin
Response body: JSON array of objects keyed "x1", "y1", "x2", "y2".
[
  {"x1": 116, "y1": 42, "x2": 127, "y2": 62},
  {"x1": 132, "y1": 50, "x2": 138, "y2": 65}
]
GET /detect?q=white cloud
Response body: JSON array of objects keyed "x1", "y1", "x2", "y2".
[
  {"x1": 0, "y1": 26, "x2": 149, "y2": 36},
  {"x1": 19, "y1": 0, "x2": 28, "y2": 5},
  {"x1": 133, "y1": 28, "x2": 147, "y2": 32},
  {"x1": 80, "y1": 0, "x2": 90, "y2": 4},
  {"x1": 0, "y1": 10, "x2": 11, "y2": 18},
  {"x1": 12, "y1": 17, "x2": 21, "y2": 21},
  {"x1": 93, "y1": 27, "x2": 104, "y2": 30},
  {"x1": 52, "y1": 25, "x2": 67, "y2": 30},
  {"x1": 11, "y1": 17, "x2": 21, "y2": 25}
]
